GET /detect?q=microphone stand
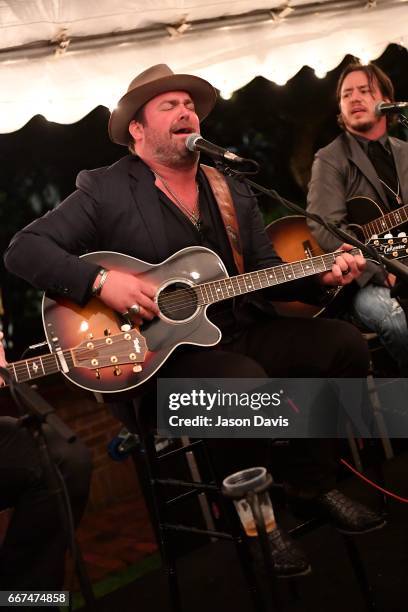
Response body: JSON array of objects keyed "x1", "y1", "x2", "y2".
[
  {"x1": 0, "y1": 366, "x2": 96, "y2": 611},
  {"x1": 215, "y1": 162, "x2": 408, "y2": 287},
  {"x1": 395, "y1": 110, "x2": 408, "y2": 307},
  {"x1": 396, "y1": 110, "x2": 408, "y2": 131}
]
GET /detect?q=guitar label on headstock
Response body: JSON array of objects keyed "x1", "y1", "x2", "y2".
[{"x1": 379, "y1": 242, "x2": 408, "y2": 257}]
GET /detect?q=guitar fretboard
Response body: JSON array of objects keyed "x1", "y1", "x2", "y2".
[
  {"x1": 363, "y1": 205, "x2": 408, "y2": 241},
  {"x1": 195, "y1": 248, "x2": 361, "y2": 305},
  {"x1": 6, "y1": 350, "x2": 75, "y2": 384}
]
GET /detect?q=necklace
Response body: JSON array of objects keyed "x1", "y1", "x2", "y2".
[
  {"x1": 153, "y1": 171, "x2": 201, "y2": 230},
  {"x1": 377, "y1": 177, "x2": 402, "y2": 206}
]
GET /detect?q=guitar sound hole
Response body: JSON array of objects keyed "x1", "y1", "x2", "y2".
[{"x1": 158, "y1": 282, "x2": 198, "y2": 321}]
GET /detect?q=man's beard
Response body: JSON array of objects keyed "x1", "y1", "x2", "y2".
[
  {"x1": 354, "y1": 121, "x2": 374, "y2": 134},
  {"x1": 351, "y1": 119, "x2": 375, "y2": 134},
  {"x1": 147, "y1": 131, "x2": 198, "y2": 168}
]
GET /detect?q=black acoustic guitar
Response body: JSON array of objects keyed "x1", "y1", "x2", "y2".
[{"x1": 346, "y1": 195, "x2": 408, "y2": 242}]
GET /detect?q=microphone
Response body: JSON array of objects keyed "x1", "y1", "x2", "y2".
[
  {"x1": 375, "y1": 101, "x2": 408, "y2": 116},
  {"x1": 185, "y1": 133, "x2": 246, "y2": 163}
]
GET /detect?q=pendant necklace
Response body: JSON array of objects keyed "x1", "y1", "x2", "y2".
[
  {"x1": 378, "y1": 177, "x2": 402, "y2": 206},
  {"x1": 153, "y1": 171, "x2": 201, "y2": 230}
]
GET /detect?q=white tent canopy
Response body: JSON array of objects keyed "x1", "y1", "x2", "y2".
[{"x1": 1, "y1": 0, "x2": 407, "y2": 133}]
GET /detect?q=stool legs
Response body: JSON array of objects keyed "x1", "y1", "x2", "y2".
[
  {"x1": 199, "y1": 435, "x2": 268, "y2": 611},
  {"x1": 137, "y1": 427, "x2": 183, "y2": 612},
  {"x1": 132, "y1": 400, "x2": 268, "y2": 611},
  {"x1": 341, "y1": 534, "x2": 377, "y2": 611}
]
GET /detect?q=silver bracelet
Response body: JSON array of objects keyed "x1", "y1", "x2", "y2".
[{"x1": 92, "y1": 268, "x2": 109, "y2": 296}]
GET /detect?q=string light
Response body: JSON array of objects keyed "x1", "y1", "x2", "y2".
[
  {"x1": 314, "y1": 67, "x2": 327, "y2": 79},
  {"x1": 271, "y1": 73, "x2": 287, "y2": 86},
  {"x1": 262, "y1": 62, "x2": 289, "y2": 87},
  {"x1": 347, "y1": 42, "x2": 372, "y2": 65},
  {"x1": 220, "y1": 89, "x2": 233, "y2": 100},
  {"x1": 358, "y1": 51, "x2": 372, "y2": 64}
]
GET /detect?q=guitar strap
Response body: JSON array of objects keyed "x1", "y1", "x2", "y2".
[{"x1": 201, "y1": 164, "x2": 244, "y2": 274}]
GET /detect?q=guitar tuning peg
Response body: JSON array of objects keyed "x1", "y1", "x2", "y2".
[
  {"x1": 397, "y1": 232, "x2": 407, "y2": 238},
  {"x1": 372, "y1": 234, "x2": 378, "y2": 239},
  {"x1": 384, "y1": 233, "x2": 393, "y2": 239},
  {"x1": 121, "y1": 324, "x2": 131, "y2": 332}
]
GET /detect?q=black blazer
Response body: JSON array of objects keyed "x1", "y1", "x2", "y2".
[{"x1": 5, "y1": 155, "x2": 322, "y2": 309}]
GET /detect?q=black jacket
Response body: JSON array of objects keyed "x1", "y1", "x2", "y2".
[
  {"x1": 307, "y1": 131, "x2": 408, "y2": 286},
  {"x1": 5, "y1": 155, "x2": 323, "y2": 311}
]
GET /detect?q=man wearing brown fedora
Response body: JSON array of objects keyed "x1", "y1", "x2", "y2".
[{"x1": 5, "y1": 64, "x2": 384, "y2": 577}]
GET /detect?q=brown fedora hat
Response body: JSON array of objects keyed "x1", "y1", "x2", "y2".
[{"x1": 109, "y1": 64, "x2": 217, "y2": 146}]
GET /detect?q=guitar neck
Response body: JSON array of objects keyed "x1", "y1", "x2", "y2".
[
  {"x1": 197, "y1": 247, "x2": 362, "y2": 305},
  {"x1": 6, "y1": 350, "x2": 74, "y2": 384},
  {"x1": 362, "y1": 204, "x2": 408, "y2": 240}
]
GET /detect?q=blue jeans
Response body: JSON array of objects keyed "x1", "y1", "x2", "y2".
[{"x1": 352, "y1": 284, "x2": 408, "y2": 373}]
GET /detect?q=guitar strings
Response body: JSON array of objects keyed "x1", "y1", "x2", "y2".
[
  {"x1": 9, "y1": 353, "x2": 66, "y2": 380},
  {"x1": 153, "y1": 250, "x2": 360, "y2": 316},
  {"x1": 10, "y1": 342, "x2": 147, "y2": 379},
  {"x1": 10, "y1": 336, "x2": 134, "y2": 369},
  {"x1": 149, "y1": 245, "x2": 353, "y2": 315},
  {"x1": 154, "y1": 256, "x2": 347, "y2": 313},
  {"x1": 364, "y1": 207, "x2": 408, "y2": 240},
  {"x1": 9, "y1": 334, "x2": 145, "y2": 379}
]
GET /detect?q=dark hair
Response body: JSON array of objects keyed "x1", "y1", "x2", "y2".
[
  {"x1": 336, "y1": 62, "x2": 395, "y2": 129},
  {"x1": 127, "y1": 105, "x2": 147, "y2": 154}
]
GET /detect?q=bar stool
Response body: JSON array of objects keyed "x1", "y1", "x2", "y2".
[
  {"x1": 128, "y1": 404, "x2": 266, "y2": 612},
  {"x1": 108, "y1": 402, "x2": 380, "y2": 612}
]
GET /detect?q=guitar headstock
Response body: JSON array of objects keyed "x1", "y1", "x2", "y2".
[
  {"x1": 72, "y1": 328, "x2": 148, "y2": 371},
  {"x1": 368, "y1": 235, "x2": 408, "y2": 260}
]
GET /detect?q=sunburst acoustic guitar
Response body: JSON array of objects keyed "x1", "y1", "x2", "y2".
[
  {"x1": 41, "y1": 244, "x2": 366, "y2": 393},
  {"x1": 267, "y1": 198, "x2": 408, "y2": 318}
]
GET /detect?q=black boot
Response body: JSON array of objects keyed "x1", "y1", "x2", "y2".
[
  {"x1": 290, "y1": 488, "x2": 386, "y2": 535},
  {"x1": 248, "y1": 528, "x2": 311, "y2": 578}
]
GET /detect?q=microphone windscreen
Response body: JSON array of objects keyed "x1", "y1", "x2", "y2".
[
  {"x1": 185, "y1": 133, "x2": 201, "y2": 152},
  {"x1": 374, "y1": 102, "x2": 385, "y2": 117}
]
